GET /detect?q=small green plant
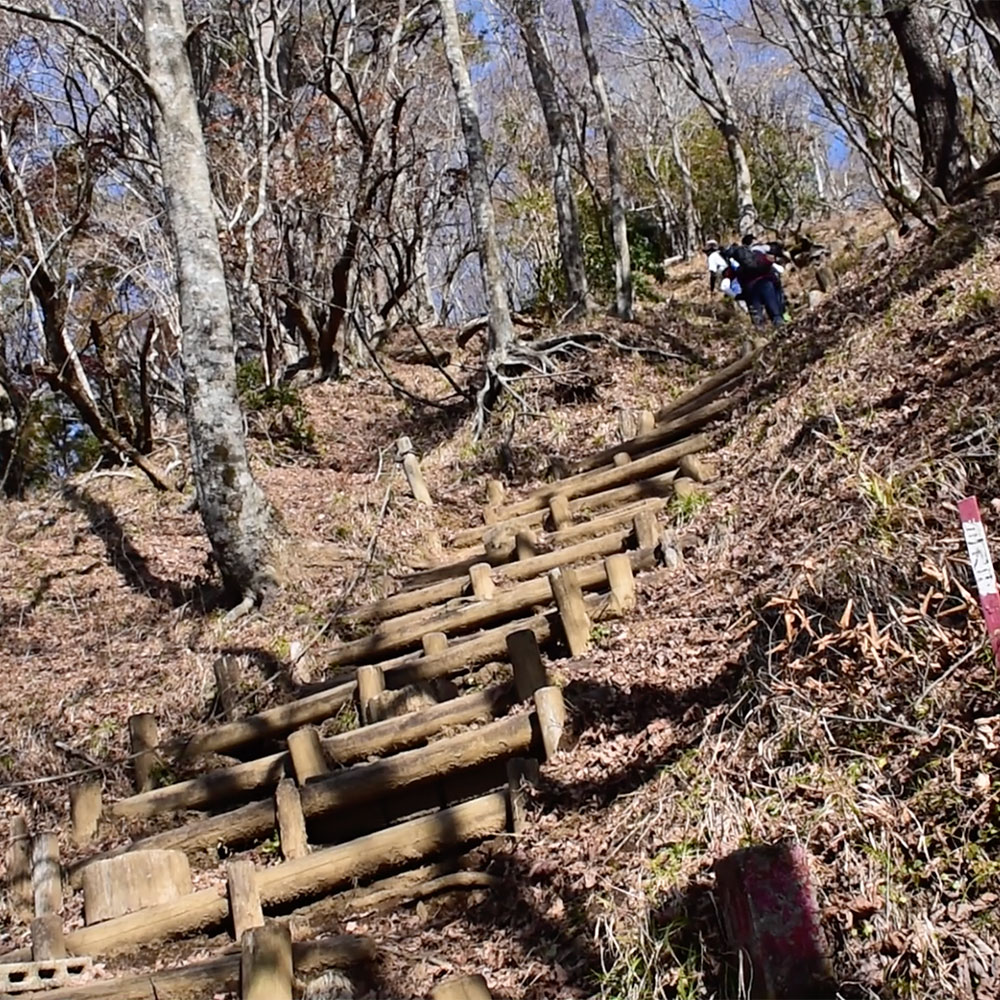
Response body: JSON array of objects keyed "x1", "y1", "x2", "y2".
[
  {"x1": 236, "y1": 359, "x2": 316, "y2": 458},
  {"x1": 590, "y1": 622, "x2": 613, "y2": 644},
  {"x1": 668, "y1": 488, "x2": 710, "y2": 525},
  {"x1": 258, "y1": 830, "x2": 281, "y2": 856},
  {"x1": 956, "y1": 283, "x2": 999, "y2": 320}
]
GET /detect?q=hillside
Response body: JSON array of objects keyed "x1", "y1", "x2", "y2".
[{"x1": 2, "y1": 197, "x2": 999, "y2": 1000}]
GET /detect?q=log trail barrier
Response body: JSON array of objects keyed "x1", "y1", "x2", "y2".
[{"x1": 2, "y1": 352, "x2": 749, "y2": 994}]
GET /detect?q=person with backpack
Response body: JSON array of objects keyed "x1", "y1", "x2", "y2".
[{"x1": 727, "y1": 234, "x2": 786, "y2": 327}]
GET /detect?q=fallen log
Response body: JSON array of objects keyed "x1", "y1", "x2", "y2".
[
  {"x1": 9, "y1": 936, "x2": 375, "y2": 999},
  {"x1": 45, "y1": 793, "x2": 508, "y2": 959},
  {"x1": 654, "y1": 344, "x2": 761, "y2": 424},
  {"x1": 493, "y1": 434, "x2": 708, "y2": 520},
  {"x1": 169, "y1": 682, "x2": 354, "y2": 762},
  {"x1": 574, "y1": 397, "x2": 733, "y2": 473}
]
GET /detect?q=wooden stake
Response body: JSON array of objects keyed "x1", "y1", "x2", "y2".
[
  {"x1": 506, "y1": 758, "x2": 540, "y2": 834},
  {"x1": 287, "y1": 727, "x2": 327, "y2": 784},
  {"x1": 241, "y1": 921, "x2": 293, "y2": 1000},
  {"x1": 613, "y1": 451, "x2": 631, "y2": 467},
  {"x1": 397, "y1": 436, "x2": 432, "y2": 506},
  {"x1": 678, "y1": 453, "x2": 715, "y2": 483},
  {"x1": 214, "y1": 655, "x2": 243, "y2": 719},
  {"x1": 227, "y1": 860, "x2": 264, "y2": 941},
  {"x1": 275, "y1": 778, "x2": 309, "y2": 860},
  {"x1": 69, "y1": 781, "x2": 102, "y2": 848},
  {"x1": 356, "y1": 665, "x2": 386, "y2": 725},
  {"x1": 638, "y1": 409, "x2": 655, "y2": 434},
  {"x1": 30, "y1": 914, "x2": 66, "y2": 960},
  {"x1": 7, "y1": 814, "x2": 33, "y2": 922},
  {"x1": 633, "y1": 510, "x2": 660, "y2": 550},
  {"x1": 617, "y1": 408, "x2": 637, "y2": 441},
  {"x1": 547, "y1": 494, "x2": 572, "y2": 530},
  {"x1": 128, "y1": 713, "x2": 158, "y2": 793},
  {"x1": 32, "y1": 833, "x2": 61, "y2": 917},
  {"x1": 482, "y1": 504, "x2": 499, "y2": 525},
  {"x1": 422, "y1": 632, "x2": 449, "y2": 656},
  {"x1": 423, "y1": 528, "x2": 443, "y2": 560},
  {"x1": 469, "y1": 562, "x2": 495, "y2": 600},
  {"x1": 486, "y1": 479, "x2": 504, "y2": 506},
  {"x1": 533, "y1": 686, "x2": 566, "y2": 760},
  {"x1": 506, "y1": 629, "x2": 547, "y2": 701},
  {"x1": 547, "y1": 567, "x2": 590, "y2": 657},
  {"x1": 605, "y1": 553, "x2": 636, "y2": 615},
  {"x1": 430, "y1": 973, "x2": 493, "y2": 999},
  {"x1": 514, "y1": 529, "x2": 539, "y2": 561}
]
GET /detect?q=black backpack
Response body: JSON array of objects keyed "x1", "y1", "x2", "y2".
[{"x1": 729, "y1": 244, "x2": 773, "y2": 278}]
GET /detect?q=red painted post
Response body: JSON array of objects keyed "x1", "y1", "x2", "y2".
[
  {"x1": 958, "y1": 496, "x2": 1000, "y2": 667},
  {"x1": 714, "y1": 842, "x2": 833, "y2": 998}
]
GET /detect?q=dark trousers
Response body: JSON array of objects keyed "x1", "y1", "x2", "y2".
[{"x1": 745, "y1": 277, "x2": 785, "y2": 326}]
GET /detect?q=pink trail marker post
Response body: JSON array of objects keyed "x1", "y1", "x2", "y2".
[{"x1": 958, "y1": 496, "x2": 1000, "y2": 668}]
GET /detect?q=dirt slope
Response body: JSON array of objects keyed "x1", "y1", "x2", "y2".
[{"x1": 2, "y1": 199, "x2": 999, "y2": 999}]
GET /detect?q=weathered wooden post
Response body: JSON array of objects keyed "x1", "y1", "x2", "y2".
[
  {"x1": 547, "y1": 567, "x2": 590, "y2": 656},
  {"x1": 227, "y1": 859, "x2": 265, "y2": 941},
  {"x1": 633, "y1": 510, "x2": 660, "y2": 550},
  {"x1": 617, "y1": 408, "x2": 637, "y2": 441},
  {"x1": 128, "y1": 712, "x2": 159, "y2": 793},
  {"x1": 430, "y1": 973, "x2": 493, "y2": 999},
  {"x1": 214, "y1": 655, "x2": 243, "y2": 719},
  {"x1": 486, "y1": 479, "x2": 504, "y2": 507},
  {"x1": 506, "y1": 758, "x2": 540, "y2": 834},
  {"x1": 714, "y1": 842, "x2": 833, "y2": 998},
  {"x1": 533, "y1": 686, "x2": 567, "y2": 761},
  {"x1": 605, "y1": 553, "x2": 636, "y2": 615},
  {"x1": 638, "y1": 409, "x2": 655, "y2": 434},
  {"x1": 422, "y1": 632, "x2": 449, "y2": 656},
  {"x1": 31, "y1": 833, "x2": 65, "y2": 960},
  {"x1": 286, "y1": 727, "x2": 327, "y2": 784},
  {"x1": 241, "y1": 921, "x2": 293, "y2": 1000},
  {"x1": 514, "y1": 528, "x2": 540, "y2": 560},
  {"x1": 397, "y1": 436, "x2": 432, "y2": 506},
  {"x1": 274, "y1": 778, "x2": 309, "y2": 860},
  {"x1": 547, "y1": 494, "x2": 573, "y2": 530},
  {"x1": 506, "y1": 629, "x2": 548, "y2": 701},
  {"x1": 356, "y1": 665, "x2": 386, "y2": 725},
  {"x1": 469, "y1": 562, "x2": 496, "y2": 599},
  {"x1": 7, "y1": 815, "x2": 34, "y2": 922},
  {"x1": 678, "y1": 453, "x2": 715, "y2": 484},
  {"x1": 69, "y1": 781, "x2": 102, "y2": 847}
]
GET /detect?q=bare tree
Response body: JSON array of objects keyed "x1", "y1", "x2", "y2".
[
  {"x1": 436, "y1": 0, "x2": 516, "y2": 421},
  {"x1": 571, "y1": 0, "x2": 632, "y2": 319},
  {"x1": 514, "y1": 0, "x2": 591, "y2": 318},
  {"x1": 623, "y1": 0, "x2": 756, "y2": 236},
  {"x1": 885, "y1": 0, "x2": 972, "y2": 200},
  {"x1": 142, "y1": 0, "x2": 279, "y2": 603}
]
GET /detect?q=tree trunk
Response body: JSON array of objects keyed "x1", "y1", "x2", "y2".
[
  {"x1": 436, "y1": 0, "x2": 517, "y2": 417},
  {"x1": 886, "y1": 0, "x2": 972, "y2": 200},
  {"x1": 143, "y1": 0, "x2": 278, "y2": 603},
  {"x1": 516, "y1": 0, "x2": 590, "y2": 318},
  {"x1": 570, "y1": 0, "x2": 633, "y2": 320}
]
